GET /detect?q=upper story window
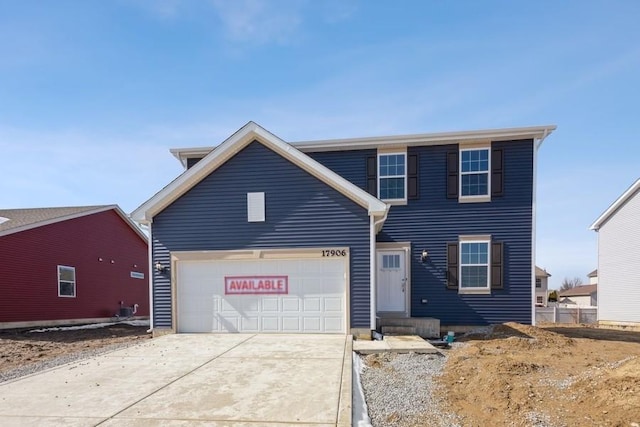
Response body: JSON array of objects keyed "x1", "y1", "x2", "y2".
[
  {"x1": 58, "y1": 265, "x2": 76, "y2": 297},
  {"x1": 447, "y1": 144, "x2": 502, "y2": 203},
  {"x1": 460, "y1": 148, "x2": 490, "y2": 197},
  {"x1": 378, "y1": 153, "x2": 406, "y2": 201},
  {"x1": 535, "y1": 278, "x2": 542, "y2": 288}
]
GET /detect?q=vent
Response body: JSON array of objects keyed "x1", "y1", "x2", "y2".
[{"x1": 247, "y1": 192, "x2": 265, "y2": 222}]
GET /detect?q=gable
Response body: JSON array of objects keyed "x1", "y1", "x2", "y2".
[{"x1": 132, "y1": 122, "x2": 388, "y2": 224}]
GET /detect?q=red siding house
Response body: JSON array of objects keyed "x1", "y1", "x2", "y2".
[{"x1": 0, "y1": 205, "x2": 149, "y2": 328}]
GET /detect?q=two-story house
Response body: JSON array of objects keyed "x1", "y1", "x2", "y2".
[
  {"x1": 535, "y1": 266, "x2": 551, "y2": 307},
  {"x1": 132, "y1": 122, "x2": 555, "y2": 337}
]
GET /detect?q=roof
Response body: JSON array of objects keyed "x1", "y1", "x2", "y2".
[
  {"x1": 170, "y1": 124, "x2": 557, "y2": 165},
  {"x1": 132, "y1": 121, "x2": 390, "y2": 224},
  {"x1": 0, "y1": 205, "x2": 147, "y2": 242},
  {"x1": 535, "y1": 266, "x2": 551, "y2": 277},
  {"x1": 558, "y1": 284, "x2": 597, "y2": 297},
  {"x1": 587, "y1": 269, "x2": 598, "y2": 278},
  {"x1": 590, "y1": 178, "x2": 640, "y2": 230}
]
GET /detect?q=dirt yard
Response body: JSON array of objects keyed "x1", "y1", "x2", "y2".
[
  {"x1": 0, "y1": 323, "x2": 150, "y2": 377},
  {"x1": 439, "y1": 323, "x2": 640, "y2": 427}
]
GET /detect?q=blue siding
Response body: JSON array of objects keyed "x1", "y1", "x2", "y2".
[
  {"x1": 152, "y1": 141, "x2": 371, "y2": 329},
  {"x1": 311, "y1": 140, "x2": 534, "y2": 326}
]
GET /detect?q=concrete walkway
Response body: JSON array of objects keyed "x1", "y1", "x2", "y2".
[{"x1": 0, "y1": 334, "x2": 351, "y2": 426}]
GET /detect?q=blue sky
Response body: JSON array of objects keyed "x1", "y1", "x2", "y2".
[{"x1": 1, "y1": 1, "x2": 638, "y2": 289}]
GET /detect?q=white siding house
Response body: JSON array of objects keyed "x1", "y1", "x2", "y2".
[
  {"x1": 590, "y1": 178, "x2": 640, "y2": 328},
  {"x1": 535, "y1": 266, "x2": 551, "y2": 307}
]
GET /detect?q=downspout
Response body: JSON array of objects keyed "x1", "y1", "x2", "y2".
[
  {"x1": 532, "y1": 129, "x2": 550, "y2": 326},
  {"x1": 145, "y1": 221, "x2": 154, "y2": 333},
  {"x1": 370, "y1": 208, "x2": 389, "y2": 331}
]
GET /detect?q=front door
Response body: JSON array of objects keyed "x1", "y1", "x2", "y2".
[{"x1": 376, "y1": 250, "x2": 408, "y2": 315}]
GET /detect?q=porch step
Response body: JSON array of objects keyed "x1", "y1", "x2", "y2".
[
  {"x1": 381, "y1": 325, "x2": 417, "y2": 335},
  {"x1": 377, "y1": 317, "x2": 441, "y2": 339}
]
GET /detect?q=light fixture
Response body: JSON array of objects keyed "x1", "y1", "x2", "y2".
[
  {"x1": 155, "y1": 262, "x2": 165, "y2": 272},
  {"x1": 421, "y1": 249, "x2": 429, "y2": 262}
]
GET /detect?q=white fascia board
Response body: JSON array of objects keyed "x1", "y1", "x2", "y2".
[
  {"x1": 590, "y1": 178, "x2": 640, "y2": 230},
  {"x1": 293, "y1": 125, "x2": 557, "y2": 152},
  {"x1": 131, "y1": 122, "x2": 389, "y2": 224}
]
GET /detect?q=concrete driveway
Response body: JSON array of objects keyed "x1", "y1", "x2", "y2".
[{"x1": 0, "y1": 334, "x2": 352, "y2": 426}]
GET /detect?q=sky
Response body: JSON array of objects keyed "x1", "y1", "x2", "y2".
[{"x1": 1, "y1": 1, "x2": 639, "y2": 289}]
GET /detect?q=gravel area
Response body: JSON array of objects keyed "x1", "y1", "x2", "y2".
[
  {"x1": 0, "y1": 340, "x2": 143, "y2": 384},
  {"x1": 359, "y1": 348, "x2": 462, "y2": 427}
]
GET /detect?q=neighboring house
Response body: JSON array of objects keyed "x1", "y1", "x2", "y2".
[
  {"x1": 590, "y1": 178, "x2": 640, "y2": 328},
  {"x1": 132, "y1": 121, "x2": 556, "y2": 336},
  {"x1": 587, "y1": 269, "x2": 598, "y2": 285},
  {"x1": 558, "y1": 284, "x2": 597, "y2": 307},
  {"x1": 0, "y1": 205, "x2": 149, "y2": 328},
  {"x1": 535, "y1": 266, "x2": 551, "y2": 307}
]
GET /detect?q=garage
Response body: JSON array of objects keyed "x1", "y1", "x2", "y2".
[{"x1": 175, "y1": 250, "x2": 348, "y2": 333}]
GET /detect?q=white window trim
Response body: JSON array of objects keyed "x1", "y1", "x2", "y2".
[
  {"x1": 377, "y1": 151, "x2": 407, "y2": 204},
  {"x1": 57, "y1": 265, "x2": 76, "y2": 298},
  {"x1": 459, "y1": 145, "x2": 491, "y2": 203},
  {"x1": 458, "y1": 239, "x2": 491, "y2": 295}
]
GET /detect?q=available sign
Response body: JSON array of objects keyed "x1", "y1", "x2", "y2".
[{"x1": 224, "y1": 276, "x2": 289, "y2": 295}]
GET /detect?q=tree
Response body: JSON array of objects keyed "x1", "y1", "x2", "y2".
[
  {"x1": 560, "y1": 276, "x2": 583, "y2": 291},
  {"x1": 548, "y1": 290, "x2": 558, "y2": 302}
]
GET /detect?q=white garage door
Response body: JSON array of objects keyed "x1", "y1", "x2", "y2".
[{"x1": 176, "y1": 256, "x2": 347, "y2": 333}]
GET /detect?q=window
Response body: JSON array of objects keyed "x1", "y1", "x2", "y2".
[
  {"x1": 58, "y1": 265, "x2": 76, "y2": 297},
  {"x1": 382, "y1": 254, "x2": 401, "y2": 269},
  {"x1": 460, "y1": 148, "x2": 490, "y2": 197},
  {"x1": 536, "y1": 296, "x2": 544, "y2": 304},
  {"x1": 447, "y1": 237, "x2": 502, "y2": 293},
  {"x1": 378, "y1": 153, "x2": 406, "y2": 201},
  {"x1": 460, "y1": 241, "x2": 490, "y2": 290},
  {"x1": 535, "y1": 278, "x2": 542, "y2": 288}
]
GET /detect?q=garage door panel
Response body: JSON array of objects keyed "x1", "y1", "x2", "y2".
[
  {"x1": 324, "y1": 317, "x2": 343, "y2": 333},
  {"x1": 261, "y1": 317, "x2": 279, "y2": 332},
  {"x1": 282, "y1": 298, "x2": 300, "y2": 312},
  {"x1": 324, "y1": 297, "x2": 343, "y2": 312},
  {"x1": 304, "y1": 298, "x2": 321, "y2": 311},
  {"x1": 282, "y1": 317, "x2": 301, "y2": 331},
  {"x1": 177, "y1": 256, "x2": 347, "y2": 333},
  {"x1": 261, "y1": 298, "x2": 279, "y2": 312},
  {"x1": 303, "y1": 318, "x2": 321, "y2": 331}
]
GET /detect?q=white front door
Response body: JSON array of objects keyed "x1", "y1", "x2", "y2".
[{"x1": 376, "y1": 250, "x2": 408, "y2": 314}]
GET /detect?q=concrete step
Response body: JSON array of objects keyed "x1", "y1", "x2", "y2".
[{"x1": 381, "y1": 325, "x2": 417, "y2": 335}]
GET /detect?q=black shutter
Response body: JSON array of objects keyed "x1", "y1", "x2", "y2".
[
  {"x1": 446, "y1": 242, "x2": 459, "y2": 289},
  {"x1": 408, "y1": 153, "x2": 418, "y2": 199},
  {"x1": 491, "y1": 148, "x2": 504, "y2": 197},
  {"x1": 447, "y1": 151, "x2": 459, "y2": 199},
  {"x1": 366, "y1": 156, "x2": 377, "y2": 196},
  {"x1": 491, "y1": 242, "x2": 503, "y2": 289}
]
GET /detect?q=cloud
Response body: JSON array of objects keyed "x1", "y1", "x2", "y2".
[{"x1": 211, "y1": 0, "x2": 305, "y2": 45}]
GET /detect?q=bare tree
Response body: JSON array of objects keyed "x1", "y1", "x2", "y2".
[{"x1": 560, "y1": 276, "x2": 583, "y2": 291}]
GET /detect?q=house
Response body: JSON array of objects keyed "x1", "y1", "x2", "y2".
[
  {"x1": 132, "y1": 121, "x2": 556, "y2": 336},
  {"x1": 535, "y1": 266, "x2": 551, "y2": 307},
  {"x1": 587, "y1": 269, "x2": 598, "y2": 285},
  {"x1": 0, "y1": 205, "x2": 149, "y2": 329},
  {"x1": 558, "y1": 284, "x2": 597, "y2": 307},
  {"x1": 590, "y1": 178, "x2": 640, "y2": 329}
]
